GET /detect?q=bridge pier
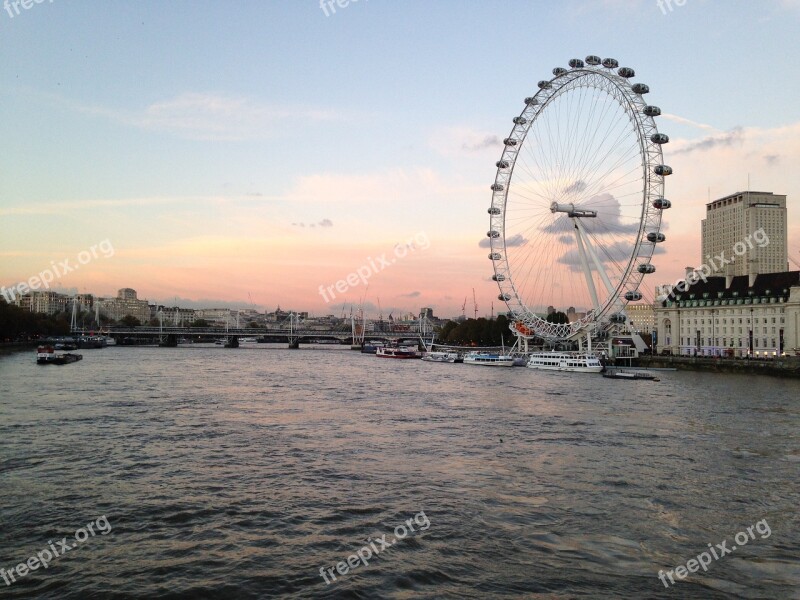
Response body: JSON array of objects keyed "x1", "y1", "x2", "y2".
[
  {"x1": 288, "y1": 339, "x2": 300, "y2": 349},
  {"x1": 159, "y1": 334, "x2": 178, "y2": 347}
]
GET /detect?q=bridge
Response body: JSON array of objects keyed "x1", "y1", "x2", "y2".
[{"x1": 76, "y1": 320, "x2": 435, "y2": 349}]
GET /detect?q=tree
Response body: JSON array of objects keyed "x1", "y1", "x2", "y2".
[
  {"x1": 248, "y1": 321, "x2": 260, "y2": 328},
  {"x1": 190, "y1": 319, "x2": 209, "y2": 328},
  {"x1": 0, "y1": 299, "x2": 70, "y2": 341},
  {"x1": 120, "y1": 315, "x2": 141, "y2": 328}
]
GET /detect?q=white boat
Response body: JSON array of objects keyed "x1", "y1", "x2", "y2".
[
  {"x1": 376, "y1": 346, "x2": 420, "y2": 359},
  {"x1": 463, "y1": 352, "x2": 514, "y2": 367},
  {"x1": 526, "y1": 351, "x2": 603, "y2": 373},
  {"x1": 421, "y1": 351, "x2": 460, "y2": 363}
]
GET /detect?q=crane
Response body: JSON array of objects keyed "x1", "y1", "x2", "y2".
[
  {"x1": 472, "y1": 288, "x2": 478, "y2": 320},
  {"x1": 461, "y1": 297, "x2": 467, "y2": 320}
]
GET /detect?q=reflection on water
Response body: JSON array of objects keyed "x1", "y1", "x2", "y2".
[{"x1": 1, "y1": 345, "x2": 798, "y2": 599}]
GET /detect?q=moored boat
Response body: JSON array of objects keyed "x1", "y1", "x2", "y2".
[
  {"x1": 376, "y1": 346, "x2": 420, "y2": 359},
  {"x1": 603, "y1": 369, "x2": 660, "y2": 381},
  {"x1": 463, "y1": 352, "x2": 514, "y2": 367},
  {"x1": 421, "y1": 351, "x2": 460, "y2": 363},
  {"x1": 527, "y1": 351, "x2": 602, "y2": 373},
  {"x1": 36, "y1": 345, "x2": 83, "y2": 365}
]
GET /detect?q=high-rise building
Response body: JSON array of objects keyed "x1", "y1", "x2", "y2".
[{"x1": 701, "y1": 191, "x2": 788, "y2": 277}]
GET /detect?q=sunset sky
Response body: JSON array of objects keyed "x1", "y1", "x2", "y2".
[{"x1": 2, "y1": 0, "x2": 799, "y2": 318}]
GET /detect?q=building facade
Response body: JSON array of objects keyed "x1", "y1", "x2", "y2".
[
  {"x1": 13, "y1": 291, "x2": 69, "y2": 315},
  {"x1": 701, "y1": 191, "x2": 788, "y2": 277},
  {"x1": 97, "y1": 288, "x2": 151, "y2": 323},
  {"x1": 654, "y1": 271, "x2": 800, "y2": 357},
  {"x1": 625, "y1": 303, "x2": 655, "y2": 334}
]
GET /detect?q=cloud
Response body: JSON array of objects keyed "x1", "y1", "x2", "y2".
[
  {"x1": 400, "y1": 291, "x2": 421, "y2": 298},
  {"x1": 563, "y1": 179, "x2": 587, "y2": 194},
  {"x1": 671, "y1": 127, "x2": 744, "y2": 155},
  {"x1": 764, "y1": 154, "x2": 780, "y2": 166},
  {"x1": 478, "y1": 233, "x2": 528, "y2": 248},
  {"x1": 557, "y1": 240, "x2": 665, "y2": 272},
  {"x1": 661, "y1": 114, "x2": 718, "y2": 132},
  {"x1": 19, "y1": 88, "x2": 341, "y2": 141},
  {"x1": 292, "y1": 218, "x2": 334, "y2": 229},
  {"x1": 429, "y1": 127, "x2": 503, "y2": 157},
  {"x1": 462, "y1": 135, "x2": 502, "y2": 152}
]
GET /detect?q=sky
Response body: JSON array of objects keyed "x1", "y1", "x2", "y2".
[{"x1": 1, "y1": 0, "x2": 799, "y2": 319}]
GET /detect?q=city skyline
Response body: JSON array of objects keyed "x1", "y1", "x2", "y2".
[{"x1": 2, "y1": 1, "x2": 800, "y2": 317}]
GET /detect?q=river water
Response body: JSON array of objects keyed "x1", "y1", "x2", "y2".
[{"x1": 1, "y1": 345, "x2": 798, "y2": 599}]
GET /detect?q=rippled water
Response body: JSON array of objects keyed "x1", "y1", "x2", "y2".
[{"x1": 1, "y1": 345, "x2": 798, "y2": 599}]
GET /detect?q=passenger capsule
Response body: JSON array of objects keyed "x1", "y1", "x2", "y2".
[
  {"x1": 643, "y1": 105, "x2": 661, "y2": 117},
  {"x1": 650, "y1": 133, "x2": 669, "y2": 144},
  {"x1": 625, "y1": 291, "x2": 643, "y2": 302},
  {"x1": 552, "y1": 67, "x2": 567, "y2": 76},
  {"x1": 490, "y1": 183, "x2": 504, "y2": 192},
  {"x1": 503, "y1": 138, "x2": 518, "y2": 146},
  {"x1": 498, "y1": 293, "x2": 511, "y2": 302},
  {"x1": 654, "y1": 164, "x2": 673, "y2": 176},
  {"x1": 585, "y1": 55, "x2": 601, "y2": 65},
  {"x1": 609, "y1": 312, "x2": 626, "y2": 323},
  {"x1": 602, "y1": 58, "x2": 619, "y2": 68},
  {"x1": 496, "y1": 160, "x2": 510, "y2": 169},
  {"x1": 647, "y1": 232, "x2": 666, "y2": 243},
  {"x1": 618, "y1": 67, "x2": 635, "y2": 78},
  {"x1": 653, "y1": 198, "x2": 671, "y2": 209},
  {"x1": 638, "y1": 263, "x2": 656, "y2": 274},
  {"x1": 487, "y1": 230, "x2": 500, "y2": 239},
  {"x1": 488, "y1": 207, "x2": 501, "y2": 215},
  {"x1": 489, "y1": 252, "x2": 502, "y2": 260},
  {"x1": 632, "y1": 83, "x2": 649, "y2": 95},
  {"x1": 492, "y1": 274, "x2": 506, "y2": 282},
  {"x1": 513, "y1": 116, "x2": 527, "y2": 125},
  {"x1": 524, "y1": 96, "x2": 539, "y2": 105},
  {"x1": 569, "y1": 58, "x2": 584, "y2": 68},
  {"x1": 538, "y1": 80, "x2": 552, "y2": 89}
]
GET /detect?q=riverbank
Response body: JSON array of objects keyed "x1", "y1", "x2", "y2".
[{"x1": 639, "y1": 355, "x2": 800, "y2": 378}]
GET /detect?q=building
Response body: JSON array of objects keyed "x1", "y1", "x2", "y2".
[
  {"x1": 654, "y1": 271, "x2": 800, "y2": 357},
  {"x1": 13, "y1": 291, "x2": 69, "y2": 315},
  {"x1": 97, "y1": 288, "x2": 151, "y2": 323},
  {"x1": 150, "y1": 305, "x2": 196, "y2": 326},
  {"x1": 701, "y1": 191, "x2": 788, "y2": 277},
  {"x1": 625, "y1": 303, "x2": 655, "y2": 333}
]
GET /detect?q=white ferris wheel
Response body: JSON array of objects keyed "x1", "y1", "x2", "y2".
[{"x1": 488, "y1": 55, "x2": 672, "y2": 342}]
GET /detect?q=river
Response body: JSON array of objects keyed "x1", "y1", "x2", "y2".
[{"x1": 1, "y1": 345, "x2": 798, "y2": 599}]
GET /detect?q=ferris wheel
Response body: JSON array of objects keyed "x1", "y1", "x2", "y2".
[{"x1": 488, "y1": 55, "x2": 672, "y2": 341}]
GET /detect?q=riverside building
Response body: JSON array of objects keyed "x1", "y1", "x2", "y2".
[{"x1": 654, "y1": 270, "x2": 800, "y2": 357}]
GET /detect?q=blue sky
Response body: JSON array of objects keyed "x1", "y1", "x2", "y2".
[{"x1": 1, "y1": 0, "x2": 799, "y2": 316}]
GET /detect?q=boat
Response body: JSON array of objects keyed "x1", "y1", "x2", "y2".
[
  {"x1": 361, "y1": 342, "x2": 380, "y2": 354},
  {"x1": 376, "y1": 346, "x2": 420, "y2": 359},
  {"x1": 603, "y1": 369, "x2": 660, "y2": 381},
  {"x1": 36, "y1": 345, "x2": 83, "y2": 365},
  {"x1": 463, "y1": 352, "x2": 514, "y2": 367},
  {"x1": 526, "y1": 351, "x2": 603, "y2": 373},
  {"x1": 421, "y1": 351, "x2": 460, "y2": 363}
]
